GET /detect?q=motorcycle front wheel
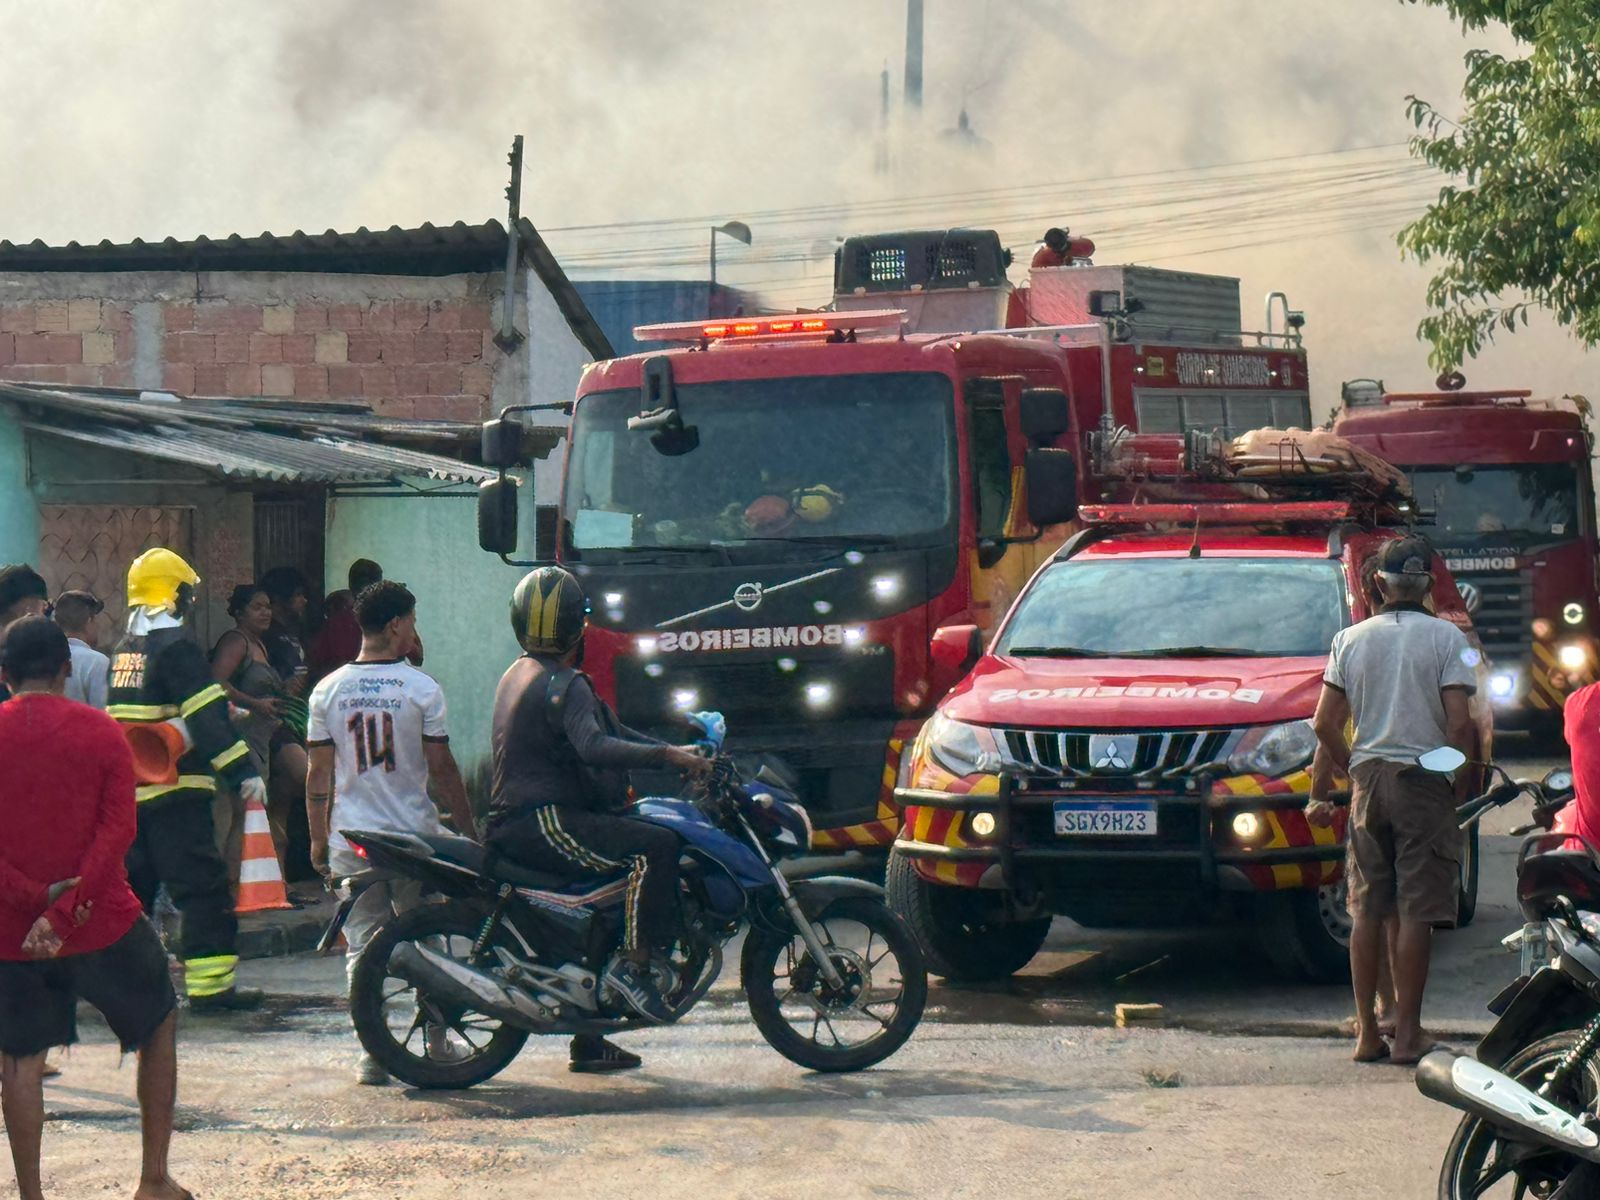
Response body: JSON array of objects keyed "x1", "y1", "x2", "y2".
[
  {"x1": 1437, "y1": 1031, "x2": 1600, "y2": 1198},
  {"x1": 741, "y1": 896, "x2": 927, "y2": 1073},
  {"x1": 350, "y1": 900, "x2": 530, "y2": 1090}
]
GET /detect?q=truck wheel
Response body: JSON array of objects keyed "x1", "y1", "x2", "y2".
[
  {"x1": 1455, "y1": 824, "x2": 1480, "y2": 928},
  {"x1": 885, "y1": 850, "x2": 1051, "y2": 981},
  {"x1": 1256, "y1": 882, "x2": 1351, "y2": 983}
]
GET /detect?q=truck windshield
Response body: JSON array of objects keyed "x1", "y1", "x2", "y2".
[
  {"x1": 996, "y1": 558, "x2": 1348, "y2": 658},
  {"x1": 563, "y1": 373, "x2": 956, "y2": 557},
  {"x1": 1407, "y1": 464, "x2": 1581, "y2": 542}
]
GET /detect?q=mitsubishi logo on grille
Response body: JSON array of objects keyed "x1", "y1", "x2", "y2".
[
  {"x1": 1088, "y1": 736, "x2": 1131, "y2": 771},
  {"x1": 1458, "y1": 582, "x2": 1481, "y2": 614},
  {"x1": 733, "y1": 582, "x2": 765, "y2": 612}
]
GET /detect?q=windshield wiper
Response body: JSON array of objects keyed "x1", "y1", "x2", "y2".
[
  {"x1": 1118, "y1": 645, "x2": 1277, "y2": 658},
  {"x1": 611, "y1": 544, "x2": 733, "y2": 565},
  {"x1": 734, "y1": 534, "x2": 899, "y2": 548},
  {"x1": 1004, "y1": 646, "x2": 1120, "y2": 658}
]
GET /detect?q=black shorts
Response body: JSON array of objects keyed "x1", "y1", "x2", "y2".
[{"x1": 0, "y1": 917, "x2": 176, "y2": 1058}]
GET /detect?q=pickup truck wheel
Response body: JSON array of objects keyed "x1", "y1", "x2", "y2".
[
  {"x1": 885, "y1": 850, "x2": 1051, "y2": 981},
  {"x1": 1455, "y1": 824, "x2": 1480, "y2": 928},
  {"x1": 1256, "y1": 882, "x2": 1352, "y2": 983}
]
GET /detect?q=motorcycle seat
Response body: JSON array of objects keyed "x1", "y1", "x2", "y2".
[{"x1": 415, "y1": 834, "x2": 570, "y2": 890}]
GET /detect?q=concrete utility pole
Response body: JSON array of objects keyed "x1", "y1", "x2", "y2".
[{"x1": 904, "y1": 0, "x2": 924, "y2": 112}]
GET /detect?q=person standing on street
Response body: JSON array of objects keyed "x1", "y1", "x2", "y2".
[
  {"x1": 108, "y1": 549, "x2": 265, "y2": 1012},
  {"x1": 0, "y1": 566, "x2": 50, "y2": 704},
  {"x1": 307, "y1": 560, "x2": 424, "y2": 681},
  {"x1": 53, "y1": 590, "x2": 110, "y2": 709},
  {"x1": 1308, "y1": 536, "x2": 1478, "y2": 1065},
  {"x1": 304, "y1": 580, "x2": 475, "y2": 1085},
  {"x1": 0, "y1": 617, "x2": 188, "y2": 1200}
]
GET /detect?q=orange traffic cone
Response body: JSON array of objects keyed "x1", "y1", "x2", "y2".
[
  {"x1": 236, "y1": 793, "x2": 292, "y2": 914},
  {"x1": 125, "y1": 721, "x2": 188, "y2": 785}
]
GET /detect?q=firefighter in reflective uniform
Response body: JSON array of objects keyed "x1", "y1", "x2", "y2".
[{"x1": 107, "y1": 549, "x2": 265, "y2": 1011}]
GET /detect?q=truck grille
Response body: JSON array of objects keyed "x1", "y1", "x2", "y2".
[
  {"x1": 997, "y1": 727, "x2": 1241, "y2": 778},
  {"x1": 1461, "y1": 569, "x2": 1534, "y2": 663}
]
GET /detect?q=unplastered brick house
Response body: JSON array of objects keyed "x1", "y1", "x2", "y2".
[{"x1": 0, "y1": 218, "x2": 610, "y2": 431}]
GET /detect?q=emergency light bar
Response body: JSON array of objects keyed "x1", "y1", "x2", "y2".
[
  {"x1": 633, "y1": 309, "x2": 906, "y2": 343},
  {"x1": 1081, "y1": 501, "x2": 1357, "y2": 527}
]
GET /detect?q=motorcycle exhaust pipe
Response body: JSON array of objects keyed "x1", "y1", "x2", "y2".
[
  {"x1": 388, "y1": 943, "x2": 553, "y2": 1033},
  {"x1": 1416, "y1": 1050, "x2": 1600, "y2": 1161}
]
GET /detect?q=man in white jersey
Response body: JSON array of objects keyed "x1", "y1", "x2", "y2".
[{"x1": 305, "y1": 580, "x2": 476, "y2": 1085}]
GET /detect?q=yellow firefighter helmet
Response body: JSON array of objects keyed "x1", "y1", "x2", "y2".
[
  {"x1": 127, "y1": 548, "x2": 201, "y2": 613},
  {"x1": 792, "y1": 484, "x2": 845, "y2": 523}
]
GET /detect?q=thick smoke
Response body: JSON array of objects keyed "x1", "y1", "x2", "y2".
[{"x1": 0, "y1": 1, "x2": 1587, "y2": 408}]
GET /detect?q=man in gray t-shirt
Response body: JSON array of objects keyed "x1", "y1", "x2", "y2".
[{"x1": 1308, "y1": 536, "x2": 1477, "y2": 1066}]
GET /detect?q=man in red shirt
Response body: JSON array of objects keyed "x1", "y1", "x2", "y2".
[
  {"x1": 0, "y1": 617, "x2": 188, "y2": 1200},
  {"x1": 1564, "y1": 682, "x2": 1600, "y2": 847}
]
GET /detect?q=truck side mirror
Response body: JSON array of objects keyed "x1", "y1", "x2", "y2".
[
  {"x1": 477, "y1": 477, "x2": 520, "y2": 555},
  {"x1": 481, "y1": 416, "x2": 525, "y2": 469},
  {"x1": 930, "y1": 624, "x2": 983, "y2": 673},
  {"x1": 1019, "y1": 388, "x2": 1071, "y2": 443},
  {"x1": 1024, "y1": 448, "x2": 1079, "y2": 526}
]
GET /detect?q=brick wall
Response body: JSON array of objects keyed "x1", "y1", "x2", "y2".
[
  {"x1": 0, "y1": 290, "x2": 505, "y2": 423},
  {"x1": 0, "y1": 300, "x2": 135, "y2": 388}
]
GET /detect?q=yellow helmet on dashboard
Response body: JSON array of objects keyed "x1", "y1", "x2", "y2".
[
  {"x1": 127, "y1": 548, "x2": 200, "y2": 614},
  {"x1": 793, "y1": 484, "x2": 844, "y2": 523}
]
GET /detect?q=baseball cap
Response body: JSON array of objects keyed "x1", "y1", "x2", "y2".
[{"x1": 1377, "y1": 536, "x2": 1434, "y2": 577}]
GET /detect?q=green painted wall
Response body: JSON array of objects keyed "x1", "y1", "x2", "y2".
[
  {"x1": 0, "y1": 418, "x2": 39, "y2": 565},
  {"x1": 324, "y1": 480, "x2": 533, "y2": 793}
]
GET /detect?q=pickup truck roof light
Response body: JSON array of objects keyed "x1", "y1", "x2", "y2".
[{"x1": 633, "y1": 309, "x2": 906, "y2": 343}]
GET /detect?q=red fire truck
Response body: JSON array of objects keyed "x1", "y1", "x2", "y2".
[
  {"x1": 885, "y1": 442, "x2": 1489, "y2": 982},
  {"x1": 480, "y1": 229, "x2": 1313, "y2": 856},
  {"x1": 1334, "y1": 382, "x2": 1600, "y2": 735}
]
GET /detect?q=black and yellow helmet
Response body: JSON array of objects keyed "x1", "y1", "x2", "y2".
[{"x1": 510, "y1": 566, "x2": 588, "y2": 655}]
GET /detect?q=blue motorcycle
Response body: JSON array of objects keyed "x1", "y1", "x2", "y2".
[{"x1": 343, "y1": 717, "x2": 927, "y2": 1088}]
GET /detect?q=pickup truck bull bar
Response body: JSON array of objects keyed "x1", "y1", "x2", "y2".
[{"x1": 893, "y1": 771, "x2": 1348, "y2": 892}]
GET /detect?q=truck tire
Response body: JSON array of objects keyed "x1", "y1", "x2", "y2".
[
  {"x1": 1256, "y1": 883, "x2": 1351, "y2": 983},
  {"x1": 885, "y1": 850, "x2": 1051, "y2": 981},
  {"x1": 1455, "y1": 824, "x2": 1480, "y2": 928}
]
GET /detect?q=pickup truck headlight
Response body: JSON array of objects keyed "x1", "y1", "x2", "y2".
[
  {"x1": 1228, "y1": 720, "x2": 1318, "y2": 778},
  {"x1": 923, "y1": 712, "x2": 1003, "y2": 777}
]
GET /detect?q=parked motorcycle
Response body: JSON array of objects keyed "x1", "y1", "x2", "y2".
[
  {"x1": 339, "y1": 718, "x2": 927, "y2": 1089},
  {"x1": 1412, "y1": 749, "x2": 1598, "y2": 1197}
]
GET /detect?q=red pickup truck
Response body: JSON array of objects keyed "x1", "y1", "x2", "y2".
[{"x1": 886, "y1": 497, "x2": 1489, "y2": 982}]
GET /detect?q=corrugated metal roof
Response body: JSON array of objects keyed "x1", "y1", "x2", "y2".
[
  {"x1": 0, "y1": 383, "x2": 514, "y2": 486},
  {"x1": 24, "y1": 422, "x2": 491, "y2": 484},
  {"x1": 0, "y1": 218, "x2": 614, "y2": 361}
]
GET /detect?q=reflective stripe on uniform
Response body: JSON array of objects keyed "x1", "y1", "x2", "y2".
[
  {"x1": 108, "y1": 703, "x2": 180, "y2": 722},
  {"x1": 179, "y1": 683, "x2": 228, "y2": 719},
  {"x1": 136, "y1": 775, "x2": 217, "y2": 804},
  {"x1": 210, "y1": 740, "x2": 250, "y2": 773},
  {"x1": 184, "y1": 953, "x2": 238, "y2": 997}
]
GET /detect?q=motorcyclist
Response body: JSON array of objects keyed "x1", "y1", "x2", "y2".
[{"x1": 486, "y1": 566, "x2": 710, "y2": 1062}]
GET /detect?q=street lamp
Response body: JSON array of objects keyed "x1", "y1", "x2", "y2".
[{"x1": 710, "y1": 220, "x2": 752, "y2": 316}]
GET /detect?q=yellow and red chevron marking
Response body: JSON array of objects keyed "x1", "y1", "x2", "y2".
[
  {"x1": 1529, "y1": 642, "x2": 1583, "y2": 712},
  {"x1": 902, "y1": 771, "x2": 996, "y2": 887},
  {"x1": 1212, "y1": 769, "x2": 1346, "y2": 890},
  {"x1": 812, "y1": 739, "x2": 906, "y2": 851}
]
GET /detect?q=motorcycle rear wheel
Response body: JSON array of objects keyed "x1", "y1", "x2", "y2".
[
  {"x1": 1437, "y1": 1031, "x2": 1600, "y2": 1198},
  {"x1": 742, "y1": 896, "x2": 927, "y2": 1073},
  {"x1": 350, "y1": 900, "x2": 531, "y2": 1090}
]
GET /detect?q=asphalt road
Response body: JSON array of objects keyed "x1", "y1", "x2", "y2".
[{"x1": 13, "y1": 748, "x2": 1563, "y2": 1199}]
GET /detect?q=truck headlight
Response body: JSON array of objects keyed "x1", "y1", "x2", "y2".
[
  {"x1": 1227, "y1": 720, "x2": 1318, "y2": 778},
  {"x1": 1559, "y1": 643, "x2": 1588, "y2": 671},
  {"x1": 923, "y1": 712, "x2": 1002, "y2": 777},
  {"x1": 1489, "y1": 671, "x2": 1517, "y2": 699},
  {"x1": 1566, "y1": 602, "x2": 1586, "y2": 626}
]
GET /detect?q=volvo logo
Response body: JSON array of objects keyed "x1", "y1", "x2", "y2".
[
  {"x1": 1089, "y1": 736, "x2": 1131, "y2": 771},
  {"x1": 1458, "y1": 582, "x2": 1481, "y2": 614},
  {"x1": 733, "y1": 582, "x2": 765, "y2": 613}
]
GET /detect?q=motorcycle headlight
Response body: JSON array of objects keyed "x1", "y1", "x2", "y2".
[
  {"x1": 923, "y1": 712, "x2": 1003, "y2": 778},
  {"x1": 1228, "y1": 720, "x2": 1319, "y2": 778}
]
